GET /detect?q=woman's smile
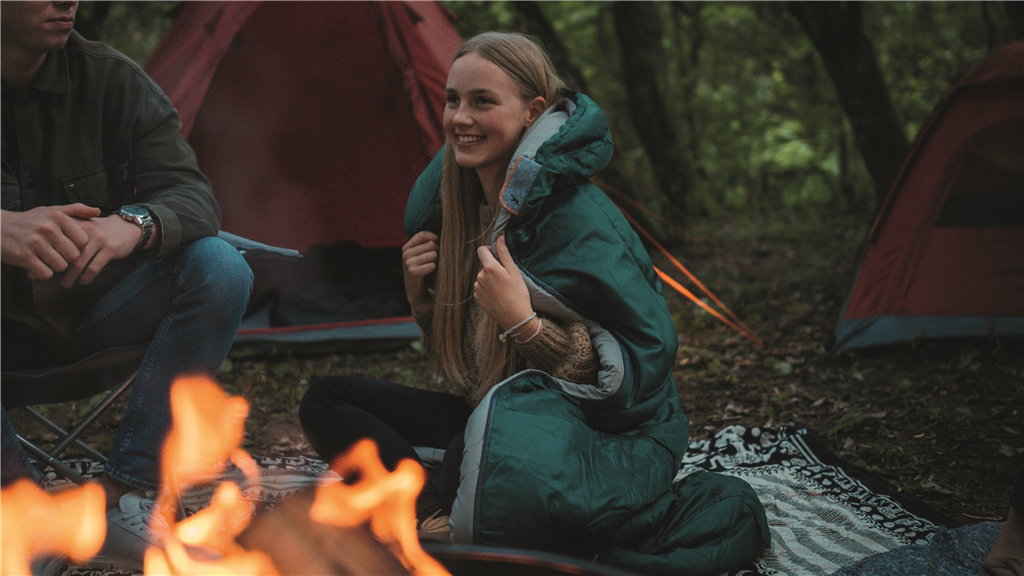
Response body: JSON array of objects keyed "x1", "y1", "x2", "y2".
[{"x1": 456, "y1": 133, "x2": 486, "y2": 145}]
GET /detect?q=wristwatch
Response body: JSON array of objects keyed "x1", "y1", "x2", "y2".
[{"x1": 114, "y1": 205, "x2": 154, "y2": 252}]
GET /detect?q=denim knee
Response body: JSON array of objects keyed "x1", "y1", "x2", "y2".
[{"x1": 175, "y1": 236, "x2": 254, "y2": 319}]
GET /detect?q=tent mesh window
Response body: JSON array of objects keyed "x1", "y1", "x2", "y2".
[{"x1": 935, "y1": 121, "x2": 1024, "y2": 228}]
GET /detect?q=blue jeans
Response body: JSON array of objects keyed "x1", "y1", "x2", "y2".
[{"x1": 1, "y1": 236, "x2": 252, "y2": 489}]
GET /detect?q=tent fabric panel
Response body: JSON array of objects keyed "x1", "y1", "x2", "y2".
[
  {"x1": 834, "y1": 315, "x2": 1024, "y2": 351},
  {"x1": 844, "y1": 84, "x2": 1022, "y2": 319},
  {"x1": 143, "y1": 2, "x2": 261, "y2": 138},
  {"x1": 400, "y1": 2, "x2": 462, "y2": 71},
  {"x1": 866, "y1": 41, "x2": 1024, "y2": 248},
  {"x1": 379, "y1": 2, "x2": 459, "y2": 154},
  {"x1": 903, "y1": 227, "x2": 1024, "y2": 316},
  {"x1": 186, "y1": 2, "x2": 435, "y2": 251}
]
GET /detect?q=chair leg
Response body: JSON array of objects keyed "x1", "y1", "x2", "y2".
[
  {"x1": 17, "y1": 435, "x2": 89, "y2": 485},
  {"x1": 16, "y1": 372, "x2": 136, "y2": 484},
  {"x1": 48, "y1": 373, "x2": 135, "y2": 460},
  {"x1": 21, "y1": 407, "x2": 107, "y2": 462}
]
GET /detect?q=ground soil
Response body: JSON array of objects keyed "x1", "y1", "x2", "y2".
[{"x1": 15, "y1": 214, "x2": 1022, "y2": 526}]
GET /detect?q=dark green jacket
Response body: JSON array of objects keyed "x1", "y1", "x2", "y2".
[
  {"x1": 405, "y1": 93, "x2": 769, "y2": 574},
  {"x1": 2, "y1": 31, "x2": 219, "y2": 337}
]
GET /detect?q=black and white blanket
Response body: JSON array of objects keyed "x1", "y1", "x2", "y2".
[
  {"x1": 46, "y1": 426, "x2": 955, "y2": 576},
  {"x1": 682, "y1": 426, "x2": 949, "y2": 575}
]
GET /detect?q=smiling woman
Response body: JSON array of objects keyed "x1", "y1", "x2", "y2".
[{"x1": 300, "y1": 31, "x2": 770, "y2": 575}]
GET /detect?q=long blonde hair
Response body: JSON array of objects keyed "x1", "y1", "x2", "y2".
[{"x1": 432, "y1": 32, "x2": 565, "y2": 402}]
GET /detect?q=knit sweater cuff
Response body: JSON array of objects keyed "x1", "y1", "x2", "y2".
[
  {"x1": 412, "y1": 306, "x2": 434, "y2": 351},
  {"x1": 519, "y1": 319, "x2": 599, "y2": 385}
]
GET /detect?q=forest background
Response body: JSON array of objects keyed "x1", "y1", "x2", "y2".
[{"x1": 39, "y1": 1, "x2": 1024, "y2": 528}]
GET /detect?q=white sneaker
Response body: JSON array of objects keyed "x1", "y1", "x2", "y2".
[{"x1": 80, "y1": 490, "x2": 168, "y2": 571}]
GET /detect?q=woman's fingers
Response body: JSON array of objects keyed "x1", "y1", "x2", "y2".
[
  {"x1": 403, "y1": 231, "x2": 439, "y2": 280},
  {"x1": 476, "y1": 244, "x2": 498, "y2": 271},
  {"x1": 494, "y1": 235, "x2": 517, "y2": 272},
  {"x1": 402, "y1": 231, "x2": 438, "y2": 253}
]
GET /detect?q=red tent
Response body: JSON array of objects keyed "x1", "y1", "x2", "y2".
[
  {"x1": 145, "y1": 1, "x2": 462, "y2": 351},
  {"x1": 145, "y1": 0, "x2": 461, "y2": 252},
  {"x1": 834, "y1": 41, "x2": 1023, "y2": 350}
]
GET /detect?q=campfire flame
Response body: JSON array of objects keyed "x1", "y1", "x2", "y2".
[
  {"x1": 140, "y1": 375, "x2": 273, "y2": 575},
  {"x1": 156, "y1": 376, "x2": 258, "y2": 525},
  {"x1": 1, "y1": 376, "x2": 451, "y2": 576},
  {"x1": 0, "y1": 481, "x2": 106, "y2": 575},
  {"x1": 313, "y1": 440, "x2": 449, "y2": 575}
]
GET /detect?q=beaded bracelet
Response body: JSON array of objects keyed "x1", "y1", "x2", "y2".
[
  {"x1": 513, "y1": 318, "x2": 543, "y2": 345},
  {"x1": 498, "y1": 312, "x2": 537, "y2": 343}
]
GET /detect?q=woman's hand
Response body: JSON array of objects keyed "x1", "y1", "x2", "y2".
[
  {"x1": 402, "y1": 231, "x2": 438, "y2": 315},
  {"x1": 474, "y1": 235, "x2": 533, "y2": 330}
]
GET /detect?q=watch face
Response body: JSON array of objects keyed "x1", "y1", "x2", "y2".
[{"x1": 119, "y1": 205, "x2": 149, "y2": 218}]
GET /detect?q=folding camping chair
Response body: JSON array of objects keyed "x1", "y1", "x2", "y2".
[
  {"x1": 1, "y1": 232, "x2": 301, "y2": 486},
  {"x1": 3, "y1": 344, "x2": 150, "y2": 484}
]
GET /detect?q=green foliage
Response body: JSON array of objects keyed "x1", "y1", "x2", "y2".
[
  {"x1": 867, "y1": 3, "x2": 1009, "y2": 141},
  {"x1": 78, "y1": 2, "x2": 177, "y2": 65}
]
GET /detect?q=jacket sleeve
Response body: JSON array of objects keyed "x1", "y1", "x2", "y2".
[{"x1": 128, "y1": 72, "x2": 220, "y2": 258}]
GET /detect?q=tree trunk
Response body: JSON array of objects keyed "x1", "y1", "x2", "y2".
[
  {"x1": 1006, "y1": 1, "x2": 1024, "y2": 40},
  {"x1": 508, "y1": 1, "x2": 588, "y2": 93},
  {"x1": 787, "y1": 1, "x2": 909, "y2": 204},
  {"x1": 612, "y1": 1, "x2": 697, "y2": 226},
  {"x1": 509, "y1": 0, "x2": 681, "y2": 244}
]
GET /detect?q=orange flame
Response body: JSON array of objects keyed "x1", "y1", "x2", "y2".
[
  {"x1": 312, "y1": 440, "x2": 450, "y2": 576},
  {"x1": 158, "y1": 376, "x2": 255, "y2": 517},
  {"x1": 174, "y1": 482, "x2": 251, "y2": 553},
  {"x1": 1, "y1": 480, "x2": 106, "y2": 575},
  {"x1": 146, "y1": 375, "x2": 270, "y2": 575},
  {"x1": 2, "y1": 376, "x2": 449, "y2": 576}
]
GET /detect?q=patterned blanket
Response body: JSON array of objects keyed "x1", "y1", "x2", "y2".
[
  {"x1": 46, "y1": 426, "x2": 952, "y2": 576},
  {"x1": 682, "y1": 426, "x2": 949, "y2": 575}
]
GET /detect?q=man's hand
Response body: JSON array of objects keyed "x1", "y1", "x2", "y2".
[
  {"x1": 402, "y1": 231, "x2": 439, "y2": 315},
  {"x1": 1, "y1": 204, "x2": 99, "y2": 280},
  {"x1": 474, "y1": 235, "x2": 532, "y2": 330},
  {"x1": 61, "y1": 214, "x2": 142, "y2": 287}
]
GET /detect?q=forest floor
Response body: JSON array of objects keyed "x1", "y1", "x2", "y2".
[{"x1": 20, "y1": 213, "x2": 1023, "y2": 527}]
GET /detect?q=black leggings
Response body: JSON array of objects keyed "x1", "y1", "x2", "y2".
[{"x1": 298, "y1": 375, "x2": 472, "y2": 519}]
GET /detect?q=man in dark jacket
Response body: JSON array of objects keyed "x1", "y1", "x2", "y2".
[{"x1": 1, "y1": 1, "x2": 252, "y2": 569}]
